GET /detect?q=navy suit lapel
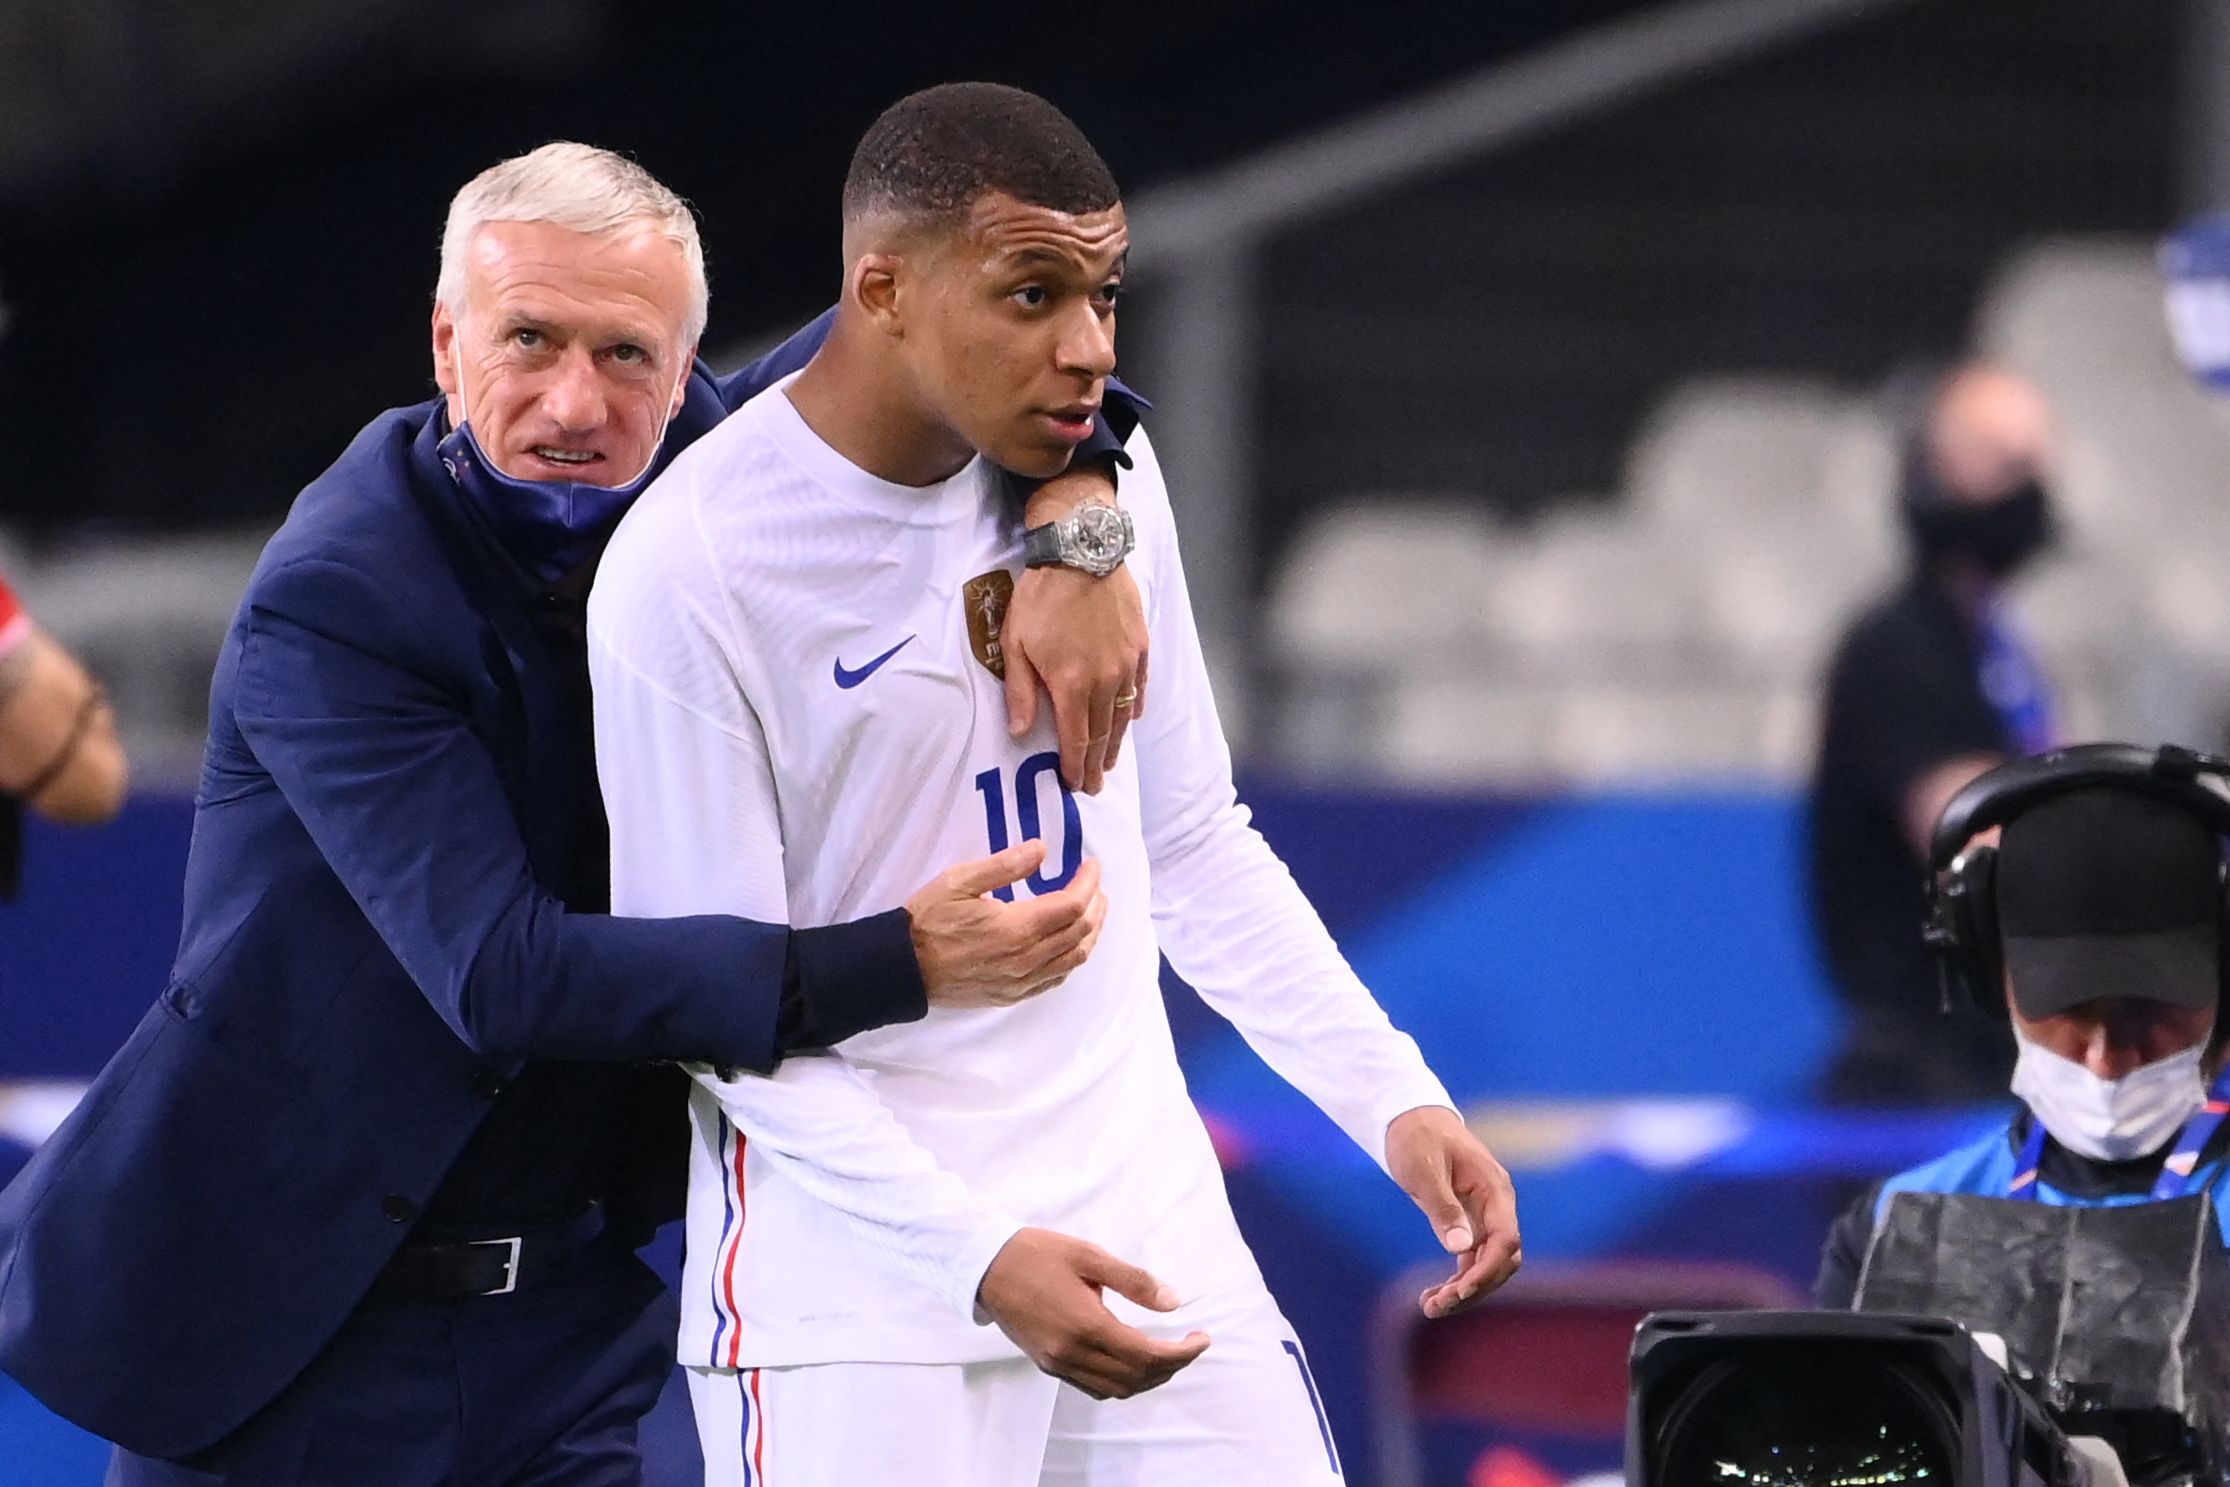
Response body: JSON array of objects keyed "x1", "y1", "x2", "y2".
[{"x1": 403, "y1": 415, "x2": 580, "y2": 882}]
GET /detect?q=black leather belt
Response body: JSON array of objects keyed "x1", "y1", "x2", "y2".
[{"x1": 370, "y1": 1206, "x2": 608, "y2": 1301}]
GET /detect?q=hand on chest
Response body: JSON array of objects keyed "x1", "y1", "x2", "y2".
[{"x1": 783, "y1": 554, "x2": 1150, "y2": 912}]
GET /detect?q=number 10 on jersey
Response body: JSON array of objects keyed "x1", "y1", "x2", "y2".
[{"x1": 974, "y1": 750, "x2": 1082, "y2": 900}]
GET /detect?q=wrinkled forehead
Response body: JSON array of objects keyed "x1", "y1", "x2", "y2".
[
  {"x1": 460, "y1": 219, "x2": 693, "y2": 341},
  {"x1": 959, "y1": 192, "x2": 1128, "y2": 276}
]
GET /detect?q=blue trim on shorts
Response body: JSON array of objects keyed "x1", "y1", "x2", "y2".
[
  {"x1": 708, "y1": 1115, "x2": 737, "y2": 1369},
  {"x1": 1282, "y1": 1339, "x2": 1342, "y2": 1476},
  {"x1": 736, "y1": 1367, "x2": 757, "y2": 1486}
]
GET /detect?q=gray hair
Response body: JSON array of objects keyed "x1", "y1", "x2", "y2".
[{"x1": 437, "y1": 142, "x2": 709, "y2": 347}]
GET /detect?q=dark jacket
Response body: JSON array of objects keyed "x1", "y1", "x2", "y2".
[
  {"x1": 1814, "y1": 1110, "x2": 2230, "y2": 1308},
  {"x1": 0, "y1": 315, "x2": 1146, "y2": 1458},
  {"x1": 1806, "y1": 577, "x2": 2016, "y2": 1102}
]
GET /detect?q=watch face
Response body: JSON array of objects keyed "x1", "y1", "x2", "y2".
[{"x1": 1073, "y1": 506, "x2": 1129, "y2": 565}]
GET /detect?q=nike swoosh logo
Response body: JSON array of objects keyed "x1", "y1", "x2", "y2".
[{"x1": 833, "y1": 635, "x2": 917, "y2": 689}]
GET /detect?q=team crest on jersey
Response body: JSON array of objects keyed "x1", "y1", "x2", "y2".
[{"x1": 963, "y1": 570, "x2": 1014, "y2": 679}]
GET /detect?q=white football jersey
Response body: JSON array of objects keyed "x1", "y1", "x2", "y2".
[{"x1": 587, "y1": 380, "x2": 1453, "y2": 1370}]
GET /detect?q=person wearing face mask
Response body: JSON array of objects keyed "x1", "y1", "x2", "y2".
[
  {"x1": 0, "y1": 143, "x2": 1157, "y2": 1487},
  {"x1": 1806, "y1": 364, "x2": 2061, "y2": 1105},
  {"x1": 1814, "y1": 746, "x2": 2230, "y2": 1308}
]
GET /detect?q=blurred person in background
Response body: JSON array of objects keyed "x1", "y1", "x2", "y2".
[
  {"x1": 0, "y1": 143, "x2": 1151, "y2": 1487},
  {"x1": 1807, "y1": 364, "x2": 2059, "y2": 1104},
  {"x1": 1816, "y1": 748, "x2": 2230, "y2": 1307},
  {"x1": 0, "y1": 568, "x2": 128, "y2": 895}
]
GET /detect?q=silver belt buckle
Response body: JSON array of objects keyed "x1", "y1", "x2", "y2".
[{"x1": 472, "y1": 1235, "x2": 523, "y2": 1295}]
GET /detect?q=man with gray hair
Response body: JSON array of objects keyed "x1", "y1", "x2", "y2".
[{"x1": 0, "y1": 141, "x2": 1153, "y2": 1485}]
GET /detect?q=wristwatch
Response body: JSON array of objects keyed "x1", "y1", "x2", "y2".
[{"x1": 1022, "y1": 501, "x2": 1135, "y2": 579}]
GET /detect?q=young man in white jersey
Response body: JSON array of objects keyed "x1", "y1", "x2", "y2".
[{"x1": 587, "y1": 83, "x2": 1520, "y2": 1485}]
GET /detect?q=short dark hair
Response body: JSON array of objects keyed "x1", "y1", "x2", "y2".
[{"x1": 842, "y1": 83, "x2": 1119, "y2": 227}]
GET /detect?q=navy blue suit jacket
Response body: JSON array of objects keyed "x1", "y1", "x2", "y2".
[{"x1": 0, "y1": 315, "x2": 1143, "y2": 1458}]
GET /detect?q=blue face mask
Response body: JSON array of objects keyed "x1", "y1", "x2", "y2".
[{"x1": 435, "y1": 347, "x2": 682, "y2": 585}]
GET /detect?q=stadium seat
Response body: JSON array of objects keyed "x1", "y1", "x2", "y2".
[
  {"x1": 2005, "y1": 552, "x2": 2144, "y2": 742},
  {"x1": 1701, "y1": 534, "x2": 1895, "y2": 685},
  {"x1": 2057, "y1": 394, "x2": 2230, "y2": 554},
  {"x1": 1483, "y1": 511, "x2": 1707, "y2": 679},
  {"x1": 1623, "y1": 377, "x2": 1847, "y2": 536},
  {"x1": 2130, "y1": 558, "x2": 2230, "y2": 748},
  {"x1": 1257, "y1": 267, "x2": 2214, "y2": 788},
  {"x1": 2147, "y1": 551, "x2": 2230, "y2": 659},
  {"x1": 1267, "y1": 500, "x2": 1506, "y2": 673},
  {"x1": 1544, "y1": 685, "x2": 1809, "y2": 785},
  {"x1": 1977, "y1": 238, "x2": 2182, "y2": 396},
  {"x1": 24, "y1": 533, "x2": 269, "y2": 780},
  {"x1": 1976, "y1": 237, "x2": 2230, "y2": 554},
  {"x1": 1812, "y1": 405, "x2": 1903, "y2": 555},
  {"x1": 1377, "y1": 676, "x2": 1553, "y2": 787},
  {"x1": 1267, "y1": 501, "x2": 1506, "y2": 776},
  {"x1": 1368, "y1": 1258, "x2": 1805, "y2": 1487}
]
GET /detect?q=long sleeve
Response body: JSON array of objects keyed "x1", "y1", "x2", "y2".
[
  {"x1": 231, "y1": 555, "x2": 791, "y2": 1070},
  {"x1": 1126, "y1": 436, "x2": 1455, "y2": 1171},
  {"x1": 588, "y1": 544, "x2": 1023, "y2": 1322}
]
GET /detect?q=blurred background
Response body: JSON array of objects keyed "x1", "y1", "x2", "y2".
[{"x1": 5, "y1": 0, "x2": 2229, "y2": 1482}]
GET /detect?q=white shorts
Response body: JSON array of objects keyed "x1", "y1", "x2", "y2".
[{"x1": 686, "y1": 1284, "x2": 1345, "y2": 1487}]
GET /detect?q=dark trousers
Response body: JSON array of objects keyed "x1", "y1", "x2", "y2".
[{"x1": 109, "y1": 1246, "x2": 675, "y2": 1487}]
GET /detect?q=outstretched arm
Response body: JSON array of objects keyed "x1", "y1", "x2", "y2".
[{"x1": 1123, "y1": 431, "x2": 1521, "y2": 1317}]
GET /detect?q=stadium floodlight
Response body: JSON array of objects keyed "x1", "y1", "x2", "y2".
[{"x1": 1627, "y1": 1311, "x2": 2089, "y2": 1487}]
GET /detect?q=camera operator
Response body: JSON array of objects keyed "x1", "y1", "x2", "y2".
[{"x1": 1816, "y1": 747, "x2": 2230, "y2": 1308}]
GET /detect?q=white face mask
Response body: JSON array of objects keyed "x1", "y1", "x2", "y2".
[{"x1": 2010, "y1": 1031, "x2": 2208, "y2": 1163}]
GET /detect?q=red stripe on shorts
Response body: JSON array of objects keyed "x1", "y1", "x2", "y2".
[
  {"x1": 749, "y1": 1366, "x2": 768, "y2": 1480},
  {"x1": 721, "y1": 1130, "x2": 750, "y2": 1368}
]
